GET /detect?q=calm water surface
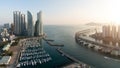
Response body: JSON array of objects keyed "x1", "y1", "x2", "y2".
[
  {"x1": 21, "y1": 25, "x2": 120, "y2": 68},
  {"x1": 44, "y1": 25, "x2": 120, "y2": 68}
]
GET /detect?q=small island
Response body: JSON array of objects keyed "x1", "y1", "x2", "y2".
[{"x1": 86, "y1": 22, "x2": 103, "y2": 26}]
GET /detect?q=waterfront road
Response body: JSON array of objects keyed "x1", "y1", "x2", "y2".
[
  {"x1": 8, "y1": 39, "x2": 25, "y2": 68},
  {"x1": 75, "y1": 31, "x2": 120, "y2": 51}
]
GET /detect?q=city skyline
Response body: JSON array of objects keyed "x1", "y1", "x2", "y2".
[
  {"x1": 0, "y1": 0, "x2": 120, "y2": 25},
  {"x1": 1, "y1": 0, "x2": 120, "y2": 68}
]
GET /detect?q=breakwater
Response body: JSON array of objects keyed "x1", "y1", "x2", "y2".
[
  {"x1": 43, "y1": 38, "x2": 64, "y2": 47},
  {"x1": 57, "y1": 48, "x2": 92, "y2": 68}
]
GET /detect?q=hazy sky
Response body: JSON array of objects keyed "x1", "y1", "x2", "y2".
[{"x1": 0, "y1": 0, "x2": 120, "y2": 25}]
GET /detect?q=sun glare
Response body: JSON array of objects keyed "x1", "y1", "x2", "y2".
[{"x1": 105, "y1": 0, "x2": 120, "y2": 25}]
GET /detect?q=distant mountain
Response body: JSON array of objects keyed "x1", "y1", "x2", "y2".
[{"x1": 86, "y1": 22, "x2": 102, "y2": 26}]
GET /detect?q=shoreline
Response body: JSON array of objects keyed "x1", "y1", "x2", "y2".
[
  {"x1": 44, "y1": 36, "x2": 94, "y2": 68},
  {"x1": 75, "y1": 29, "x2": 120, "y2": 60}
]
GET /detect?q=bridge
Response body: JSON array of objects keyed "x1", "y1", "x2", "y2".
[{"x1": 75, "y1": 30, "x2": 120, "y2": 51}]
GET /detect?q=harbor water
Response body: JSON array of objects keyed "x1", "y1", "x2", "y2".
[
  {"x1": 44, "y1": 25, "x2": 120, "y2": 68},
  {"x1": 19, "y1": 25, "x2": 120, "y2": 68}
]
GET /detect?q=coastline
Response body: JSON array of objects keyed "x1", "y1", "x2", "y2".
[
  {"x1": 75, "y1": 29, "x2": 120, "y2": 60},
  {"x1": 43, "y1": 37, "x2": 94, "y2": 68}
]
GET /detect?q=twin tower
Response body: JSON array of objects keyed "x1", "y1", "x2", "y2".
[{"x1": 13, "y1": 11, "x2": 43, "y2": 36}]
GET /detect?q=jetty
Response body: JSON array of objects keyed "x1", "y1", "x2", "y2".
[
  {"x1": 46, "y1": 41, "x2": 64, "y2": 46},
  {"x1": 44, "y1": 38, "x2": 64, "y2": 47},
  {"x1": 56, "y1": 48, "x2": 93, "y2": 68},
  {"x1": 43, "y1": 38, "x2": 54, "y2": 41},
  {"x1": 57, "y1": 48, "x2": 82, "y2": 63}
]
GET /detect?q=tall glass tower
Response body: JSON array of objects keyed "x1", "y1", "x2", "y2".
[
  {"x1": 13, "y1": 11, "x2": 21, "y2": 35},
  {"x1": 21, "y1": 14, "x2": 26, "y2": 35},
  {"x1": 37, "y1": 11, "x2": 43, "y2": 36},
  {"x1": 13, "y1": 11, "x2": 26, "y2": 35},
  {"x1": 27, "y1": 11, "x2": 34, "y2": 36}
]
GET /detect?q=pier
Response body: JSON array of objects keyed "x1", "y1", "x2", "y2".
[
  {"x1": 57, "y1": 48, "x2": 83, "y2": 63},
  {"x1": 43, "y1": 38, "x2": 64, "y2": 47},
  {"x1": 57, "y1": 48, "x2": 92, "y2": 68},
  {"x1": 46, "y1": 41, "x2": 64, "y2": 46}
]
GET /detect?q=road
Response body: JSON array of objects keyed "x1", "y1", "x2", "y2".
[{"x1": 8, "y1": 39, "x2": 25, "y2": 68}]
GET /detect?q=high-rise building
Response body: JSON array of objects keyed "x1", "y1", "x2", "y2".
[
  {"x1": 13, "y1": 11, "x2": 43, "y2": 36},
  {"x1": 111, "y1": 25, "x2": 117, "y2": 39},
  {"x1": 107, "y1": 25, "x2": 111, "y2": 37},
  {"x1": 118, "y1": 25, "x2": 120, "y2": 40},
  {"x1": 27, "y1": 11, "x2": 34, "y2": 36},
  {"x1": 102, "y1": 25, "x2": 111, "y2": 38},
  {"x1": 13, "y1": 11, "x2": 26, "y2": 35},
  {"x1": 34, "y1": 20, "x2": 38, "y2": 36},
  {"x1": 11, "y1": 23, "x2": 14, "y2": 35},
  {"x1": 13, "y1": 11, "x2": 21, "y2": 35},
  {"x1": 36, "y1": 11, "x2": 43, "y2": 36},
  {"x1": 21, "y1": 14, "x2": 27, "y2": 35}
]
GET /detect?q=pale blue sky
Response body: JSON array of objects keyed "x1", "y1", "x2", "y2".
[{"x1": 0, "y1": 0, "x2": 120, "y2": 25}]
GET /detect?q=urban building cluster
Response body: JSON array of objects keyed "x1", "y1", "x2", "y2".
[
  {"x1": 13, "y1": 11, "x2": 43, "y2": 36},
  {"x1": 102, "y1": 25, "x2": 120, "y2": 40},
  {"x1": 0, "y1": 23, "x2": 11, "y2": 41},
  {"x1": 0, "y1": 11, "x2": 44, "y2": 66}
]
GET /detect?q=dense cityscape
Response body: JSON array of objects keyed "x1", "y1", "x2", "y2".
[
  {"x1": 0, "y1": 10, "x2": 45, "y2": 68},
  {"x1": 0, "y1": 10, "x2": 93, "y2": 68},
  {"x1": 102, "y1": 25, "x2": 120, "y2": 40},
  {"x1": 13, "y1": 11, "x2": 43, "y2": 36},
  {"x1": 1, "y1": 0, "x2": 120, "y2": 68}
]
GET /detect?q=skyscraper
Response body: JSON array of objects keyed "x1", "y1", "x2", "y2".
[
  {"x1": 13, "y1": 11, "x2": 26, "y2": 35},
  {"x1": 13, "y1": 11, "x2": 21, "y2": 35},
  {"x1": 11, "y1": 23, "x2": 14, "y2": 35},
  {"x1": 36, "y1": 11, "x2": 43, "y2": 36},
  {"x1": 102, "y1": 25, "x2": 111, "y2": 38},
  {"x1": 112, "y1": 25, "x2": 117, "y2": 39},
  {"x1": 27, "y1": 11, "x2": 34, "y2": 36},
  {"x1": 118, "y1": 25, "x2": 120, "y2": 40},
  {"x1": 21, "y1": 14, "x2": 26, "y2": 35},
  {"x1": 34, "y1": 20, "x2": 38, "y2": 36}
]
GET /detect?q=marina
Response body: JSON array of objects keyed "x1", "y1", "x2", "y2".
[
  {"x1": 43, "y1": 25, "x2": 120, "y2": 68},
  {"x1": 17, "y1": 38, "x2": 52, "y2": 68}
]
